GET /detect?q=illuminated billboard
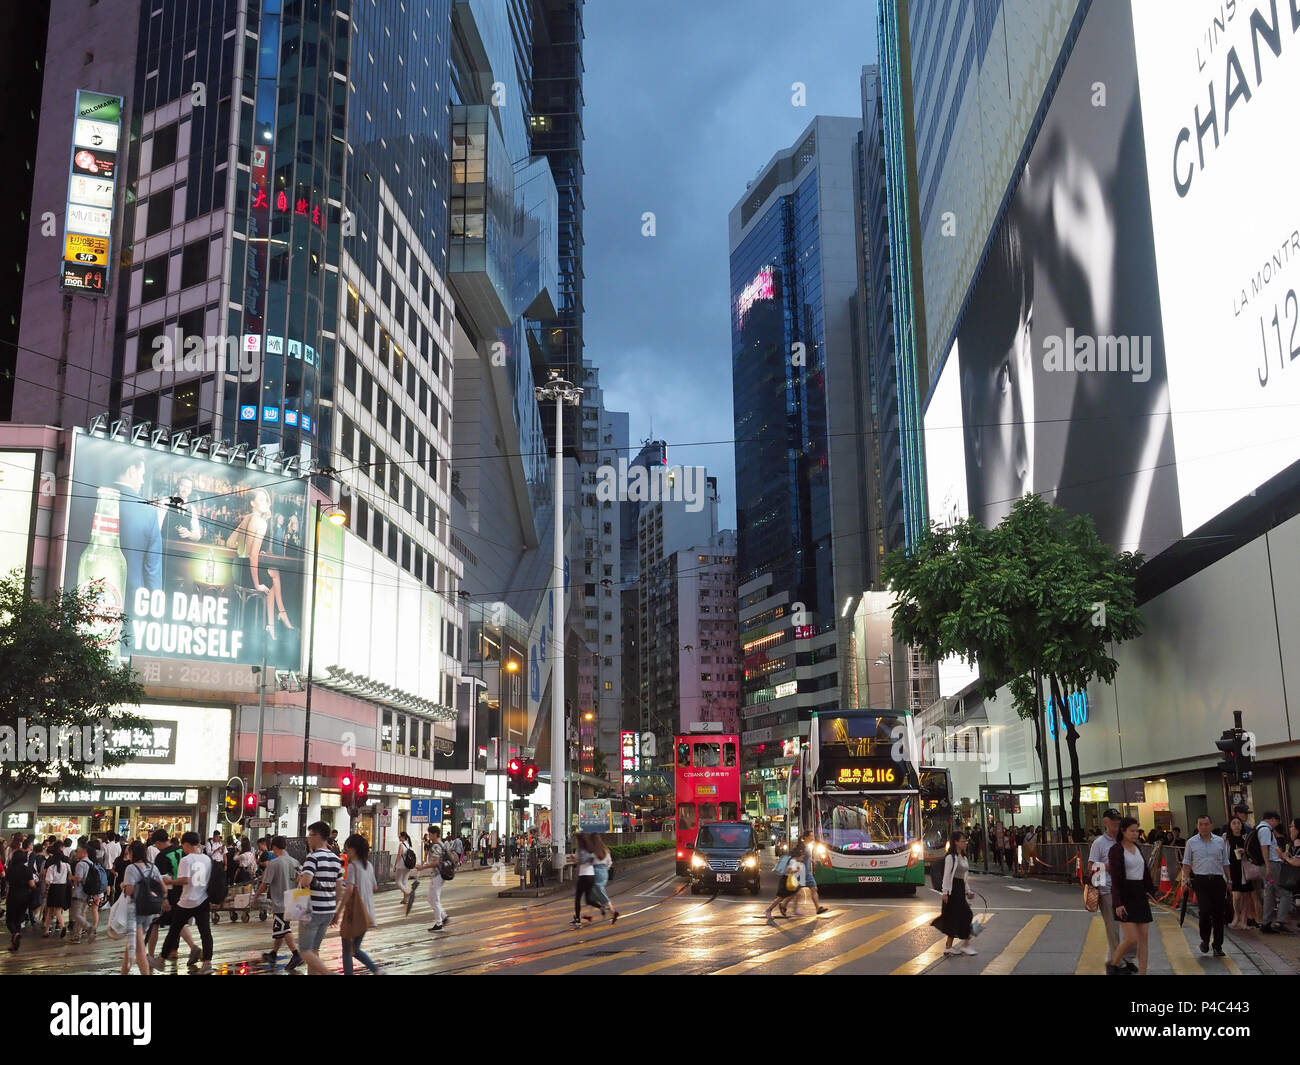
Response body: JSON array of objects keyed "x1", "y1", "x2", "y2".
[
  {"x1": 0, "y1": 451, "x2": 40, "y2": 579},
  {"x1": 61, "y1": 90, "x2": 123, "y2": 294},
  {"x1": 924, "y1": 0, "x2": 1300, "y2": 562},
  {"x1": 63, "y1": 433, "x2": 307, "y2": 670}
]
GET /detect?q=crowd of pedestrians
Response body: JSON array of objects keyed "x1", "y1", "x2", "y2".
[{"x1": 0, "y1": 820, "x2": 511, "y2": 975}]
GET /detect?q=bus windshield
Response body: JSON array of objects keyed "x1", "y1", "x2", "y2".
[{"x1": 818, "y1": 795, "x2": 916, "y2": 853}]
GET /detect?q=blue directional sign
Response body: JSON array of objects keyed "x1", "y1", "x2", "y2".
[{"x1": 410, "y1": 798, "x2": 443, "y2": 824}]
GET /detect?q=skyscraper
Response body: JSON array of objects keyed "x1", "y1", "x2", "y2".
[{"x1": 729, "y1": 115, "x2": 866, "y2": 776}]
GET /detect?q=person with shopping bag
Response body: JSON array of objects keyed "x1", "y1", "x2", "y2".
[
  {"x1": 763, "y1": 842, "x2": 805, "y2": 920},
  {"x1": 335, "y1": 834, "x2": 386, "y2": 975}
]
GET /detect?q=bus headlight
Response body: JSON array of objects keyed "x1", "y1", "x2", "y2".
[
  {"x1": 814, "y1": 843, "x2": 828, "y2": 859},
  {"x1": 908, "y1": 841, "x2": 923, "y2": 867},
  {"x1": 690, "y1": 853, "x2": 709, "y2": 870}
]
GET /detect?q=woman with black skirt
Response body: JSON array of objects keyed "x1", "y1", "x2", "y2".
[
  {"x1": 933, "y1": 831, "x2": 976, "y2": 956},
  {"x1": 1107, "y1": 817, "x2": 1157, "y2": 974}
]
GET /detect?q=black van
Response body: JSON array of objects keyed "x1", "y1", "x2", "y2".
[{"x1": 687, "y1": 821, "x2": 762, "y2": 895}]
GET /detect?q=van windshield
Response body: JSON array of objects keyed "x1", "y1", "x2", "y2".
[{"x1": 696, "y1": 824, "x2": 753, "y2": 849}]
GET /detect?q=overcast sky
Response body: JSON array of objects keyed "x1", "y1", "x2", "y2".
[{"x1": 582, "y1": 0, "x2": 878, "y2": 528}]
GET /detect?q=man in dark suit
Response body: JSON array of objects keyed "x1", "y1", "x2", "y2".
[{"x1": 115, "y1": 455, "x2": 162, "y2": 614}]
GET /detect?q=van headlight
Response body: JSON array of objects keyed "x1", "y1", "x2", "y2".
[
  {"x1": 690, "y1": 852, "x2": 709, "y2": 870},
  {"x1": 742, "y1": 856, "x2": 758, "y2": 869}
]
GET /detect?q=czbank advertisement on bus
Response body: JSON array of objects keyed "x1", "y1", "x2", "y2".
[{"x1": 64, "y1": 433, "x2": 308, "y2": 670}]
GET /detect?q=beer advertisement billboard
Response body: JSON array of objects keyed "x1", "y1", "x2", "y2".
[{"x1": 63, "y1": 433, "x2": 308, "y2": 671}]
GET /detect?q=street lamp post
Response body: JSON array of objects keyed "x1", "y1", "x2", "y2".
[
  {"x1": 535, "y1": 373, "x2": 582, "y2": 869},
  {"x1": 874, "y1": 652, "x2": 895, "y2": 709},
  {"x1": 299, "y1": 495, "x2": 347, "y2": 836}
]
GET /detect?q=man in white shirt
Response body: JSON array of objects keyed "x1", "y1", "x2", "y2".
[
  {"x1": 158, "y1": 831, "x2": 214, "y2": 971},
  {"x1": 205, "y1": 832, "x2": 225, "y2": 860},
  {"x1": 1090, "y1": 809, "x2": 1135, "y2": 974}
]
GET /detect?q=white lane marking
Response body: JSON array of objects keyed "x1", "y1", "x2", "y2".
[{"x1": 1008, "y1": 886, "x2": 1032, "y2": 893}]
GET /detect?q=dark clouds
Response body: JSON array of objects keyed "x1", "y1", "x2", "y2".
[{"x1": 583, "y1": 0, "x2": 877, "y2": 527}]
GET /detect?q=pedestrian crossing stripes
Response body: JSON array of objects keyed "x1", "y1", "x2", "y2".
[
  {"x1": 891, "y1": 914, "x2": 996, "y2": 975},
  {"x1": 983, "y1": 914, "x2": 1051, "y2": 974},
  {"x1": 711, "y1": 912, "x2": 888, "y2": 974},
  {"x1": 796, "y1": 913, "x2": 934, "y2": 974}
]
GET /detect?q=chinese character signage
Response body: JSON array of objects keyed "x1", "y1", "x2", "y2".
[
  {"x1": 836, "y1": 765, "x2": 898, "y2": 786},
  {"x1": 620, "y1": 730, "x2": 640, "y2": 772},
  {"x1": 61, "y1": 90, "x2": 123, "y2": 293},
  {"x1": 63, "y1": 433, "x2": 308, "y2": 669},
  {"x1": 101, "y1": 720, "x2": 177, "y2": 765}
]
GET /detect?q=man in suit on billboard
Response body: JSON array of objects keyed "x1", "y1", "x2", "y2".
[{"x1": 115, "y1": 454, "x2": 162, "y2": 612}]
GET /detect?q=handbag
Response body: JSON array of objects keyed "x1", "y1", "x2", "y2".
[
  {"x1": 1278, "y1": 859, "x2": 1300, "y2": 892},
  {"x1": 785, "y1": 871, "x2": 799, "y2": 893},
  {"x1": 1083, "y1": 884, "x2": 1100, "y2": 913},
  {"x1": 106, "y1": 893, "x2": 132, "y2": 940},
  {"x1": 1242, "y1": 858, "x2": 1264, "y2": 883},
  {"x1": 284, "y1": 887, "x2": 312, "y2": 922},
  {"x1": 606, "y1": 863, "x2": 615, "y2": 883},
  {"x1": 340, "y1": 887, "x2": 373, "y2": 939}
]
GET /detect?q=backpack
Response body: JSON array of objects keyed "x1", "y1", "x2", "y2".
[
  {"x1": 437, "y1": 845, "x2": 456, "y2": 881},
  {"x1": 81, "y1": 860, "x2": 105, "y2": 896},
  {"x1": 133, "y1": 863, "x2": 164, "y2": 916},
  {"x1": 206, "y1": 855, "x2": 229, "y2": 905},
  {"x1": 1245, "y1": 828, "x2": 1265, "y2": 866},
  {"x1": 403, "y1": 847, "x2": 416, "y2": 870}
]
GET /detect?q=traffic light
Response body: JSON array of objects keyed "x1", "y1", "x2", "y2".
[
  {"x1": 223, "y1": 781, "x2": 242, "y2": 823},
  {"x1": 507, "y1": 758, "x2": 523, "y2": 795},
  {"x1": 341, "y1": 771, "x2": 356, "y2": 813},
  {"x1": 1215, "y1": 712, "x2": 1255, "y2": 784},
  {"x1": 355, "y1": 777, "x2": 369, "y2": 812},
  {"x1": 522, "y1": 759, "x2": 539, "y2": 796},
  {"x1": 244, "y1": 791, "x2": 258, "y2": 817}
]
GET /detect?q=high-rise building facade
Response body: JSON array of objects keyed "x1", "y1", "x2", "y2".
[
  {"x1": 855, "y1": 64, "x2": 902, "y2": 570},
  {"x1": 729, "y1": 115, "x2": 866, "y2": 773}
]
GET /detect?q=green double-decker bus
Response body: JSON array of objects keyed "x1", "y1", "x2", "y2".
[{"x1": 786, "y1": 710, "x2": 924, "y2": 890}]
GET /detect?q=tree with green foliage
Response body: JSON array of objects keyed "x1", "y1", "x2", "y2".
[
  {"x1": 883, "y1": 495, "x2": 1143, "y2": 834},
  {"x1": 0, "y1": 572, "x2": 148, "y2": 814}
]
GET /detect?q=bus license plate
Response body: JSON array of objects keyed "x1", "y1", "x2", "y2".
[
  {"x1": 716, "y1": 873, "x2": 731, "y2": 883},
  {"x1": 858, "y1": 875, "x2": 883, "y2": 883}
]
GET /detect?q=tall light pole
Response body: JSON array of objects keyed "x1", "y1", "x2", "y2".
[
  {"x1": 299, "y1": 495, "x2": 348, "y2": 836},
  {"x1": 874, "y1": 653, "x2": 895, "y2": 709},
  {"x1": 535, "y1": 372, "x2": 582, "y2": 868}
]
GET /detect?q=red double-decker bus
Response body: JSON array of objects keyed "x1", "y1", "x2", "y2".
[{"x1": 674, "y1": 730, "x2": 741, "y2": 875}]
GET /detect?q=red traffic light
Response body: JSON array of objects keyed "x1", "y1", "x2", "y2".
[
  {"x1": 523, "y1": 762, "x2": 537, "y2": 782},
  {"x1": 357, "y1": 779, "x2": 368, "y2": 798},
  {"x1": 507, "y1": 758, "x2": 522, "y2": 776},
  {"x1": 341, "y1": 773, "x2": 353, "y2": 787},
  {"x1": 244, "y1": 792, "x2": 257, "y2": 809}
]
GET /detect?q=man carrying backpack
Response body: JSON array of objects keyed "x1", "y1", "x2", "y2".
[
  {"x1": 1256, "y1": 812, "x2": 1290, "y2": 934},
  {"x1": 415, "y1": 826, "x2": 450, "y2": 932},
  {"x1": 69, "y1": 842, "x2": 102, "y2": 944},
  {"x1": 157, "y1": 831, "x2": 215, "y2": 973}
]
